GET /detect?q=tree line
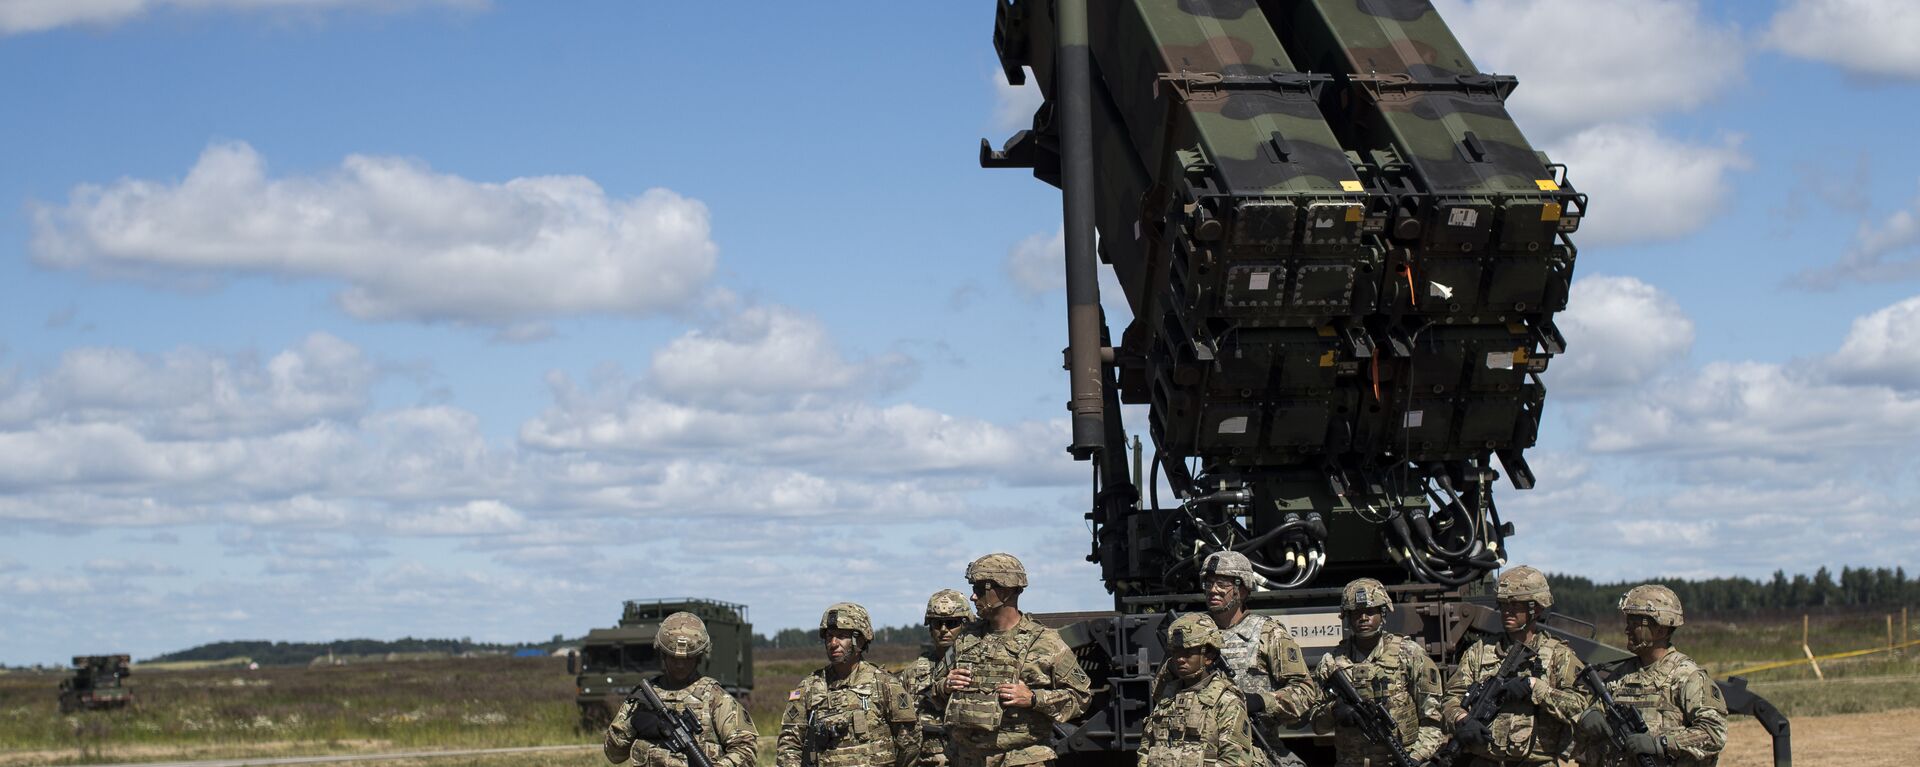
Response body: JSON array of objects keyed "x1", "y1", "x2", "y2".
[{"x1": 1547, "y1": 565, "x2": 1918, "y2": 618}]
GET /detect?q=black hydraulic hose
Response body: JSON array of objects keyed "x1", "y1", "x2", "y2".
[{"x1": 1407, "y1": 508, "x2": 1476, "y2": 561}]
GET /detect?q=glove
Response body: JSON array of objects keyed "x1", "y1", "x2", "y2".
[
  {"x1": 1499, "y1": 675, "x2": 1535, "y2": 700},
  {"x1": 1453, "y1": 718, "x2": 1490, "y2": 746},
  {"x1": 1623, "y1": 733, "x2": 1663, "y2": 756},
  {"x1": 627, "y1": 708, "x2": 671, "y2": 741},
  {"x1": 1243, "y1": 693, "x2": 1267, "y2": 716},
  {"x1": 1331, "y1": 701, "x2": 1362, "y2": 728},
  {"x1": 1576, "y1": 709, "x2": 1610, "y2": 739}
]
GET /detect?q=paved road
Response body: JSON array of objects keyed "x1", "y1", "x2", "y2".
[{"x1": 88, "y1": 744, "x2": 596, "y2": 767}]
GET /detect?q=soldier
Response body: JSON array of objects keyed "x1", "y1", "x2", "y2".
[
  {"x1": 901, "y1": 589, "x2": 972, "y2": 767},
  {"x1": 603, "y1": 612, "x2": 757, "y2": 767},
  {"x1": 777, "y1": 603, "x2": 921, "y2": 767},
  {"x1": 1310, "y1": 578, "x2": 1443, "y2": 766},
  {"x1": 1441, "y1": 565, "x2": 1590, "y2": 767},
  {"x1": 933, "y1": 553, "x2": 1093, "y2": 767},
  {"x1": 1574, "y1": 585, "x2": 1727, "y2": 767},
  {"x1": 1176, "y1": 551, "x2": 1316, "y2": 767},
  {"x1": 1137, "y1": 613, "x2": 1257, "y2": 767}
]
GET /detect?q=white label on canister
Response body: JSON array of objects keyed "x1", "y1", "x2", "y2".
[{"x1": 1218, "y1": 416, "x2": 1249, "y2": 434}]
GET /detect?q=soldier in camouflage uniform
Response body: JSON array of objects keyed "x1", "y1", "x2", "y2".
[
  {"x1": 604, "y1": 612, "x2": 757, "y2": 767},
  {"x1": 778, "y1": 603, "x2": 921, "y2": 767},
  {"x1": 1310, "y1": 578, "x2": 1444, "y2": 766},
  {"x1": 1442, "y1": 566, "x2": 1591, "y2": 767},
  {"x1": 933, "y1": 553, "x2": 1094, "y2": 767},
  {"x1": 902, "y1": 589, "x2": 973, "y2": 767},
  {"x1": 1165, "y1": 551, "x2": 1315, "y2": 767},
  {"x1": 1137, "y1": 613, "x2": 1257, "y2": 767},
  {"x1": 1574, "y1": 585, "x2": 1727, "y2": 767}
]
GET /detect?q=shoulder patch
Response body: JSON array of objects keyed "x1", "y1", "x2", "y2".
[
  {"x1": 1288, "y1": 646, "x2": 1300, "y2": 663},
  {"x1": 788, "y1": 688, "x2": 802, "y2": 701}
]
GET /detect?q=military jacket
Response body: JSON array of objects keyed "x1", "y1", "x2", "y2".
[
  {"x1": 901, "y1": 650, "x2": 951, "y2": 766},
  {"x1": 932, "y1": 613, "x2": 1094, "y2": 766},
  {"x1": 1441, "y1": 632, "x2": 1590, "y2": 763},
  {"x1": 604, "y1": 676, "x2": 757, "y2": 767},
  {"x1": 1311, "y1": 633, "x2": 1444, "y2": 766},
  {"x1": 1137, "y1": 670, "x2": 1256, "y2": 767},
  {"x1": 1575, "y1": 651, "x2": 1727, "y2": 767},
  {"x1": 777, "y1": 660, "x2": 920, "y2": 767}
]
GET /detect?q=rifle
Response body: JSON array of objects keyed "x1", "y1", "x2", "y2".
[
  {"x1": 629, "y1": 677, "x2": 717, "y2": 767},
  {"x1": 1424, "y1": 642, "x2": 1540, "y2": 767},
  {"x1": 1325, "y1": 667, "x2": 1417, "y2": 767},
  {"x1": 1580, "y1": 664, "x2": 1659, "y2": 767}
]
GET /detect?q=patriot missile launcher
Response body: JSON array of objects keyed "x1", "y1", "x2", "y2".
[{"x1": 981, "y1": 1, "x2": 1789, "y2": 763}]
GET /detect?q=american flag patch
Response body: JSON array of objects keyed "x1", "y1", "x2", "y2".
[{"x1": 789, "y1": 689, "x2": 802, "y2": 701}]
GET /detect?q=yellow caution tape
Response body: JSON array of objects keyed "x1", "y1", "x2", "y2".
[{"x1": 1719, "y1": 638, "x2": 1920, "y2": 678}]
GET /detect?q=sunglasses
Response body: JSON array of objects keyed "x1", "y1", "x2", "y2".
[
  {"x1": 972, "y1": 581, "x2": 1000, "y2": 595},
  {"x1": 929, "y1": 618, "x2": 967, "y2": 630}
]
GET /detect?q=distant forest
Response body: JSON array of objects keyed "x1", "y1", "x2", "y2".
[
  {"x1": 145, "y1": 566, "x2": 1916, "y2": 665},
  {"x1": 1547, "y1": 566, "x2": 1919, "y2": 618}
]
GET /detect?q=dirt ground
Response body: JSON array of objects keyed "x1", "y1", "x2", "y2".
[{"x1": 1721, "y1": 707, "x2": 1920, "y2": 766}]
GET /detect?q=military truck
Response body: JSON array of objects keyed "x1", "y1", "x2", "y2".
[
  {"x1": 58, "y1": 655, "x2": 132, "y2": 714},
  {"x1": 567, "y1": 598, "x2": 753, "y2": 731},
  {"x1": 979, "y1": 0, "x2": 1789, "y2": 764}
]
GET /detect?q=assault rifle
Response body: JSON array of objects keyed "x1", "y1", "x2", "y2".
[
  {"x1": 1424, "y1": 642, "x2": 1540, "y2": 767},
  {"x1": 629, "y1": 677, "x2": 717, "y2": 767},
  {"x1": 1326, "y1": 667, "x2": 1417, "y2": 767},
  {"x1": 1580, "y1": 664, "x2": 1659, "y2": 767}
]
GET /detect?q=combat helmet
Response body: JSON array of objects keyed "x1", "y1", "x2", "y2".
[
  {"x1": 654, "y1": 611, "x2": 712, "y2": 658},
  {"x1": 1200, "y1": 550, "x2": 1265, "y2": 591},
  {"x1": 1496, "y1": 565, "x2": 1553, "y2": 608},
  {"x1": 1341, "y1": 578, "x2": 1393, "y2": 613},
  {"x1": 1165, "y1": 613, "x2": 1223, "y2": 652},
  {"x1": 925, "y1": 589, "x2": 972, "y2": 621},
  {"x1": 819, "y1": 602, "x2": 874, "y2": 640},
  {"x1": 965, "y1": 552, "x2": 1029, "y2": 588},
  {"x1": 1618, "y1": 584, "x2": 1684, "y2": 628}
]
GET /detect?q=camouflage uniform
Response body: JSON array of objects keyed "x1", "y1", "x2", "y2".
[
  {"x1": 901, "y1": 589, "x2": 973, "y2": 767},
  {"x1": 1575, "y1": 586, "x2": 1726, "y2": 767},
  {"x1": 934, "y1": 553, "x2": 1094, "y2": 767},
  {"x1": 778, "y1": 603, "x2": 921, "y2": 767},
  {"x1": 1442, "y1": 566, "x2": 1590, "y2": 766},
  {"x1": 1196, "y1": 553, "x2": 1318, "y2": 726},
  {"x1": 1137, "y1": 614, "x2": 1256, "y2": 767},
  {"x1": 778, "y1": 660, "x2": 921, "y2": 767},
  {"x1": 604, "y1": 613, "x2": 757, "y2": 767},
  {"x1": 1310, "y1": 579, "x2": 1444, "y2": 766}
]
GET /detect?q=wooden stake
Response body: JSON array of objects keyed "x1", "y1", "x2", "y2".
[
  {"x1": 1803, "y1": 614, "x2": 1824, "y2": 680},
  {"x1": 1890, "y1": 614, "x2": 1897, "y2": 655}
]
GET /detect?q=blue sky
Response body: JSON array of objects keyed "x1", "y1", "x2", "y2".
[{"x1": 3, "y1": 0, "x2": 1919, "y2": 665}]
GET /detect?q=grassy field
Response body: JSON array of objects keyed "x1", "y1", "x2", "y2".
[{"x1": 2, "y1": 613, "x2": 1912, "y2": 764}]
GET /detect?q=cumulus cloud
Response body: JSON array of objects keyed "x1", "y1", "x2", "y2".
[
  {"x1": 1551, "y1": 276, "x2": 1694, "y2": 397},
  {"x1": 1830, "y1": 295, "x2": 1920, "y2": 387},
  {"x1": 0, "y1": 0, "x2": 482, "y2": 35},
  {"x1": 648, "y1": 306, "x2": 916, "y2": 410},
  {"x1": 991, "y1": 67, "x2": 1043, "y2": 133},
  {"x1": 1764, "y1": 0, "x2": 1920, "y2": 80},
  {"x1": 1006, "y1": 228, "x2": 1066, "y2": 296},
  {"x1": 1436, "y1": 0, "x2": 1744, "y2": 137},
  {"x1": 30, "y1": 142, "x2": 717, "y2": 327},
  {"x1": 1587, "y1": 360, "x2": 1920, "y2": 459},
  {"x1": 83, "y1": 559, "x2": 184, "y2": 577},
  {"x1": 1794, "y1": 190, "x2": 1920, "y2": 287},
  {"x1": 1546, "y1": 124, "x2": 1749, "y2": 246}
]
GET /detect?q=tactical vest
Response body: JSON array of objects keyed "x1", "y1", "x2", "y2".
[
  {"x1": 642, "y1": 679, "x2": 725, "y2": 765},
  {"x1": 1338, "y1": 636, "x2": 1423, "y2": 745},
  {"x1": 1141, "y1": 673, "x2": 1235, "y2": 767},
  {"x1": 1219, "y1": 614, "x2": 1274, "y2": 696},
  {"x1": 1605, "y1": 653, "x2": 1718, "y2": 767},
  {"x1": 1456, "y1": 636, "x2": 1570, "y2": 762},
  {"x1": 945, "y1": 622, "x2": 1045, "y2": 733},
  {"x1": 903, "y1": 654, "x2": 949, "y2": 762},
  {"x1": 799, "y1": 664, "x2": 901, "y2": 767}
]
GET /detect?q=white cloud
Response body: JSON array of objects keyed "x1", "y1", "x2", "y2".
[
  {"x1": 1830, "y1": 295, "x2": 1920, "y2": 387},
  {"x1": 83, "y1": 559, "x2": 185, "y2": 576},
  {"x1": 1436, "y1": 0, "x2": 1744, "y2": 136},
  {"x1": 1006, "y1": 228, "x2": 1065, "y2": 296},
  {"x1": 30, "y1": 142, "x2": 717, "y2": 327},
  {"x1": 1547, "y1": 124, "x2": 1749, "y2": 246},
  {"x1": 0, "y1": 0, "x2": 482, "y2": 35},
  {"x1": 1764, "y1": 0, "x2": 1920, "y2": 80},
  {"x1": 1587, "y1": 360, "x2": 1920, "y2": 458},
  {"x1": 990, "y1": 67, "x2": 1043, "y2": 133},
  {"x1": 648, "y1": 306, "x2": 915, "y2": 410},
  {"x1": 1794, "y1": 190, "x2": 1920, "y2": 287},
  {"x1": 385, "y1": 499, "x2": 526, "y2": 536},
  {"x1": 1552, "y1": 276, "x2": 1694, "y2": 397}
]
